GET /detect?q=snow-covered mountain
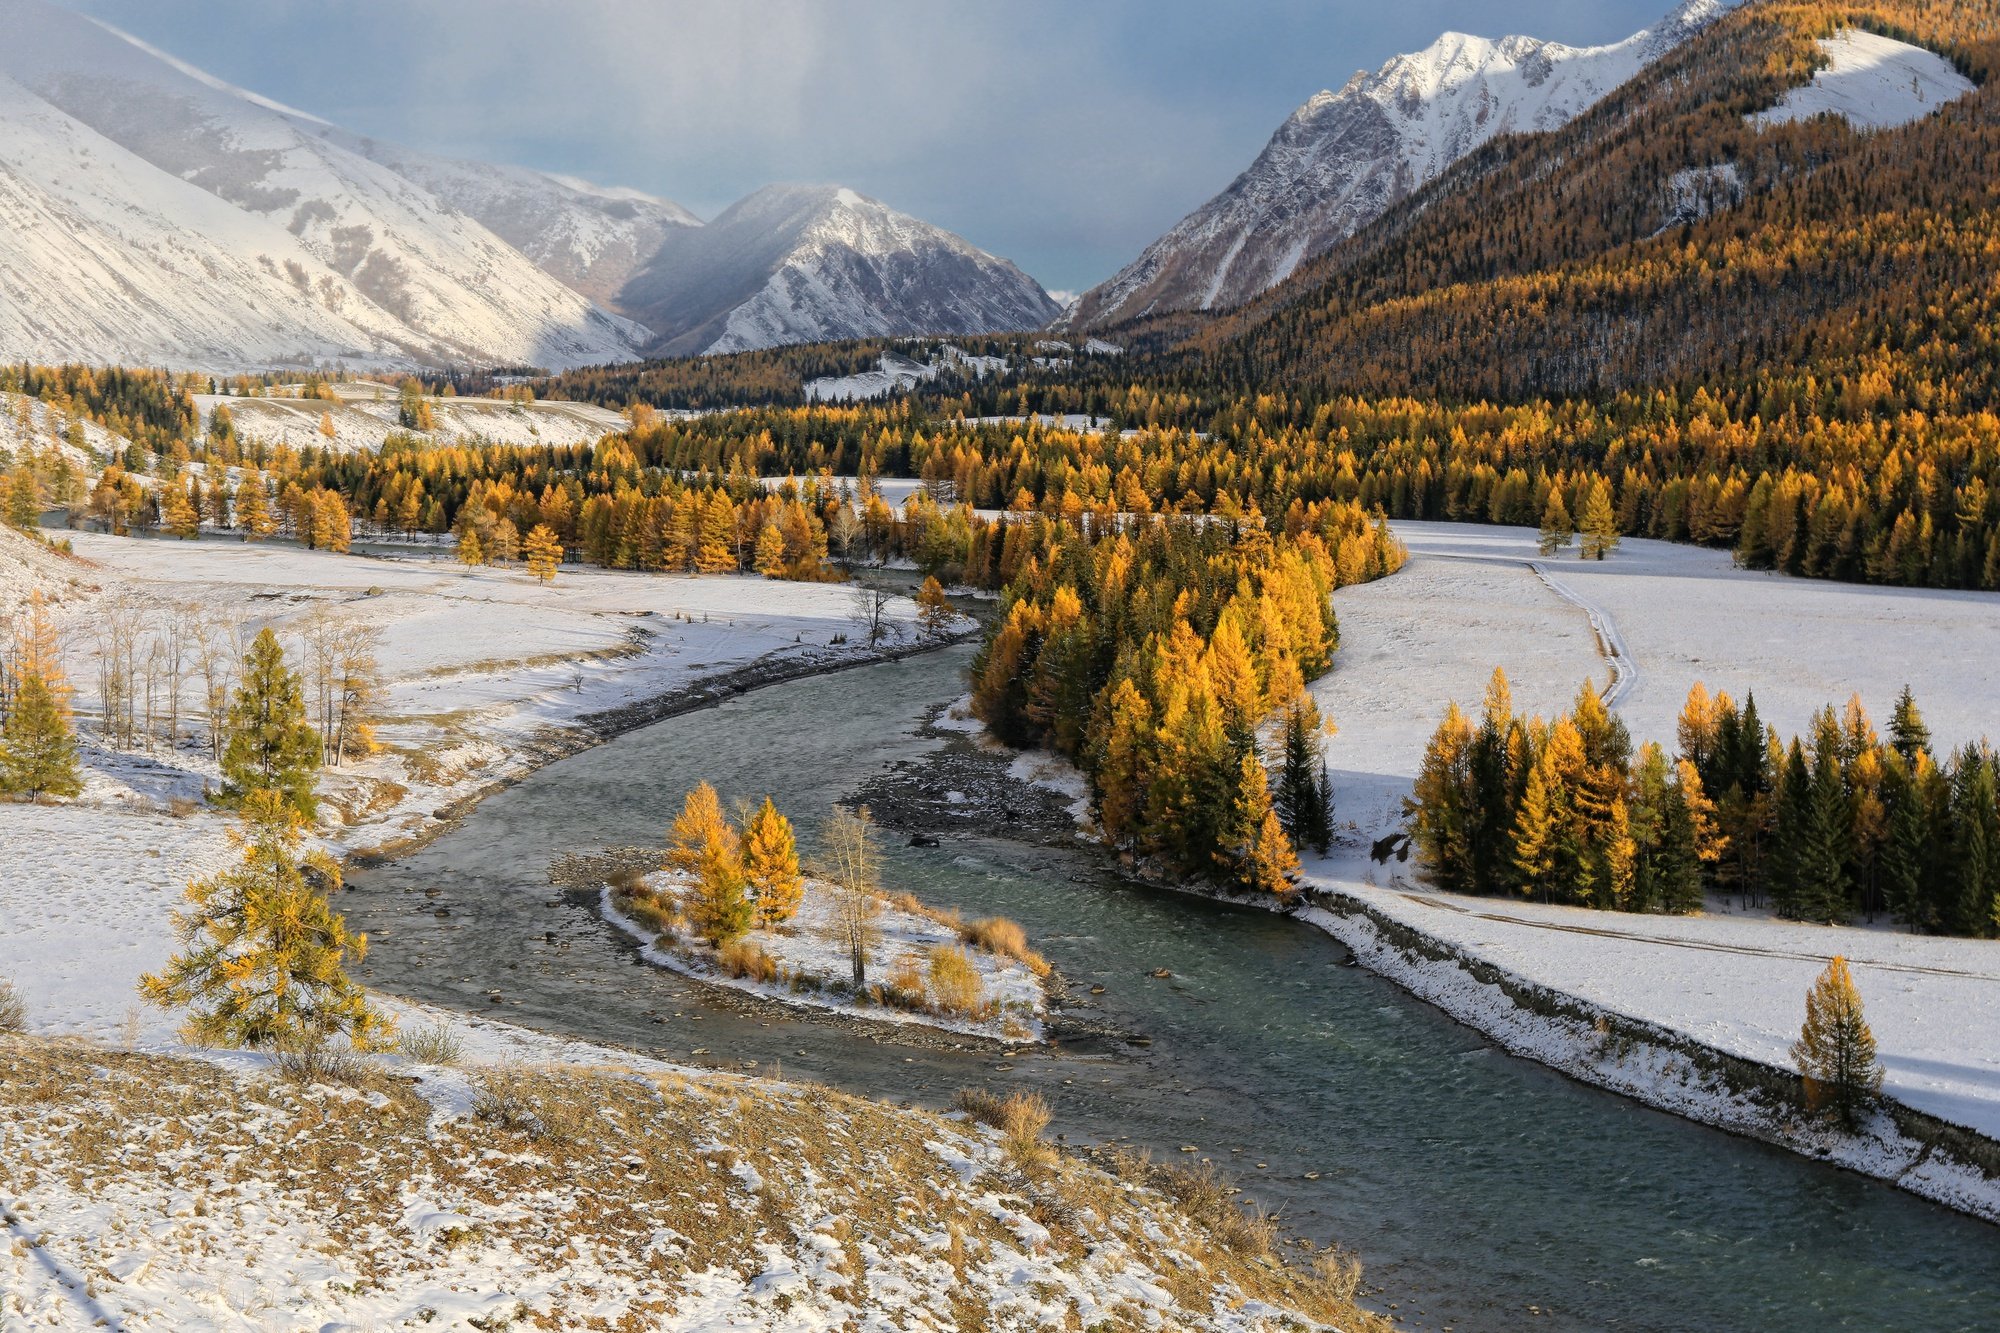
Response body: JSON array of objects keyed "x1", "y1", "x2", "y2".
[
  {"x1": 1070, "y1": 0, "x2": 1739, "y2": 328},
  {"x1": 0, "y1": 0, "x2": 1057, "y2": 370},
  {"x1": 329, "y1": 137, "x2": 701, "y2": 313},
  {"x1": 0, "y1": 0, "x2": 653, "y2": 371},
  {"x1": 619, "y1": 184, "x2": 1062, "y2": 357}
]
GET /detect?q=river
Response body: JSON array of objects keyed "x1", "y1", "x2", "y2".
[{"x1": 345, "y1": 642, "x2": 2000, "y2": 1332}]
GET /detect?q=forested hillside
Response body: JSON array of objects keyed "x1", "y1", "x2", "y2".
[{"x1": 1190, "y1": 1, "x2": 2000, "y2": 403}]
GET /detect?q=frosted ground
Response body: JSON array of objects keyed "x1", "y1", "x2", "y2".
[
  {"x1": 605, "y1": 870, "x2": 1047, "y2": 1043},
  {"x1": 191, "y1": 380, "x2": 630, "y2": 453},
  {"x1": 1752, "y1": 29, "x2": 1977, "y2": 133},
  {"x1": 1305, "y1": 521, "x2": 2000, "y2": 1153},
  {"x1": 0, "y1": 526, "x2": 934, "y2": 1049},
  {"x1": 0, "y1": 525, "x2": 1338, "y2": 1330}
]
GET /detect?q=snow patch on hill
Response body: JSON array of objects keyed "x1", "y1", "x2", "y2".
[
  {"x1": 1751, "y1": 29, "x2": 1976, "y2": 132},
  {"x1": 802, "y1": 345, "x2": 1009, "y2": 403}
]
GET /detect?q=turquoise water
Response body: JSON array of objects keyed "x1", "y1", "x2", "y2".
[{"x1": 347, "y1": 644, "x2": 2000, "y2": 1332}]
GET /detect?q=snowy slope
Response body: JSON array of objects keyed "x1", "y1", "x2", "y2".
[
  {"x1": 0, "y1": 0, "x2": 647, "y2": 371},
  {"x1": 1751, "y1": 29, "x2": 1977, "y2": 132},
  {"x1": 331, "y1": 135, "x2": 701, "y2": 311},
  {"x1": 621, "y1": 184, "x2": 1061, "y2": 356},
  {"x1": 1072, "y1": 0, "x2": 1740, "y2": 326}
]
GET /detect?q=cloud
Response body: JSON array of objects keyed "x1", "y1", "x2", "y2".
[{"x1": 65, "y1": 0, "x2": 1672, "y2": 291}]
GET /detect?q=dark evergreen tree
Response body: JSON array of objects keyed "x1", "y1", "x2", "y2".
[
  {"x1": 221, "y1": 628, "x2": 322, "y2": 821},
  {"x1": 1889, "y1": 686, "x2": 1933, "y2": 768}
]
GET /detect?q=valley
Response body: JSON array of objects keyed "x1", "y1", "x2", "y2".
[{"x1": 4, "y1": 0, "x2": 2000, "y2": 1328}]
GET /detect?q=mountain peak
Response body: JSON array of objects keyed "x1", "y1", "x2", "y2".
[
  {"x1": 620, "y1": 183, "x2": 1058, "y2": 357},
  {"x1": 1069, "y1": 0, "x2": 1741, "y2": 329}
]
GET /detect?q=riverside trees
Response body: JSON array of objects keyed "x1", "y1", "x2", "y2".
[
  {"x1": 973, "y1": 502, "x2": 1401, "y2": 894},
  {"x1": 1792, "y1": 957, "x2": 1883, "y2": 1130},
  {"x1": 1409, "y1": 679, "x2": 2000, "y2": 937}
]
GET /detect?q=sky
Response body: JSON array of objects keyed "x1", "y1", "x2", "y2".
[{"x1": 68, "y1": 0, "x2": 1669, "y2": 295}]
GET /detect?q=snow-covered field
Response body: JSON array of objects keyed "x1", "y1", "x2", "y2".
[
  {"x1": 604, "y1": 870, "x2": 1047, "y2": 1043},
  {"x1": 1299, "y1": 520, "x2": 2000, "y2": 1196},
  {"x1": 0, "y1": 525, "x2": 941, "y2": 1039},
  {"x1": 31, "y1": 530, "x2": 924, "y2": 857},
  {"x1": 191, "y1": 388, "x2": 628, "y2": 453},
  {"x1": 1752, "y1": 28, "x2": 1976, "y2": 132},
  {"x1": 1314, "y1": 521, "x2": 1998, "y2": 834}
]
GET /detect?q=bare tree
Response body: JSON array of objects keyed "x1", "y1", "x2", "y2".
[
  {"x1": 330, "y1": 623, "x2": 382, "y2": 767},
  {"x1": 828, "y1": 504, "x2": 863, "y2": 565},
  {"x1": 156, "y1": 601, "x2": 201, "y2": 752},
  {"x1": 819, "y1": 805, "x2": 883, "y2": 990},
  {"x1": 95, "y1": 595, "x2": 145, "y2": 748},
  {"x1": 852, "y1": 584, "x2": 892, "y2": 648},
  {"x1": 296, "y1": 605, "x2": 343, "y2": 765},
  {"x1": 195, "y1": 612, "x2": 242, "y2": 761}
]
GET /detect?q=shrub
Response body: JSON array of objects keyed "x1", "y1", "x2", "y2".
[
  {"x1": 400, "y1": 1023, "x2": 464, "y2": 1067},
  {"x1": 960, "y1": 916, "x2": 1051, "y2": 977},
  {"x1": 882, "y1": 953, "x2": 928, "y2": 1010},
  {"x1": 0, "y1": 979, "x2": 25, "y2": 1032},
  {"x1": 717, "y1": 938, "x2": 780, "y2": 983},
  {"x1": 956, "y1": 1087, "x2": 1054, "y2": 1170},
  {"x1": 928, "y1": 946, "x2": 987, "y2": 1017},
  {"x1": 274, "y1": 1040, "x2": 369, "y2": 1086}
]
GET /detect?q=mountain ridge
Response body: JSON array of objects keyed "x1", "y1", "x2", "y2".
[{"x1": 1068, "y1": 0, "x2": 1741, "y2": 329}]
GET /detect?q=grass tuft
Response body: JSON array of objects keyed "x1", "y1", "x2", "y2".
[{"x1": 959, "y1": 916, "x2": 1051, "y2": 977}]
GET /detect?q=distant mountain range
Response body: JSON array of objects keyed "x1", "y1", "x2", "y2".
[
  {"x1": 1068, "y1": 0, "x2": 1740, "y2": 329},
  {"x1": 0, "y1": 0, "x2": 1057, "y2": 371}
]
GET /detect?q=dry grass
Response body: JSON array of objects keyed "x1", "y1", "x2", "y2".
[
  {"x1": 716, "y1": 938, "x2": 781, "y2": 983},
  {"x1": 955, "y1": 1086, "x2": 1054, "y2": 1171},
  {"x1": 398, "y1": 1023, "x2": 465, "y2": 1067},
  {"x1": 882, "y1": 952, "x2": 928, "y2": 1009},
  {"x1": 0, "y1": 1034, "x2": 1385, "y2": 1330},
  {"x1": 959, "y1": 916, "x2": 1052, "y2": 977},
  {"x1": 928, "y1": 945, "x2": 990, "y2": 1019}
]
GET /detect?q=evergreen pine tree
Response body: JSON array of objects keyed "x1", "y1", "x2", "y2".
[
  {"x1": 743, "y1": 796, "x2": 804, "y2": 926},
  {"x1": 1274, "y1": 702, "x2": 1331, "y2": 856},
  {"x1": 1889, "y1": 685, "x2": 1932, "y2": 768},
  {"x1": 1768, "y1": 743, "x2": 1813, "y2": 919},
  {"x1": 1947, "y1": 753, "x2": 2000, "y2": 937},
  {"x1": 1467, "y1": 668, "x2": 1516, "y2": 895},
  {"x1": 220, "y1": 629, "x2": 321, "y2": 821},
  {"x1": 1224, "y1": 749, "x2": 1298, "y2": 894},
  {"x1": 1878, "y1": 755, "x2": 1932, "y2": 931},
  {"x1": 1800, "y1": 747, "x2": 1854, "y2": 924},
  {"x1": 0, "y1": 673, "x2": 81, "y2": 802},
  {"x1": 1790, "y1": 956, "x2": 1883, "y2": 1130},
  {"x1": 140, "y1": 790, "x2": 387, "y2": 1054}
]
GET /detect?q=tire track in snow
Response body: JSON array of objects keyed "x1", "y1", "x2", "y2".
[
  {"x1": 1396, "y1": 891, "x2": 2000, "y2": 983},
  {"x1": 1528, "y1": 560, "x2": 1637, "y2": 708}
]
